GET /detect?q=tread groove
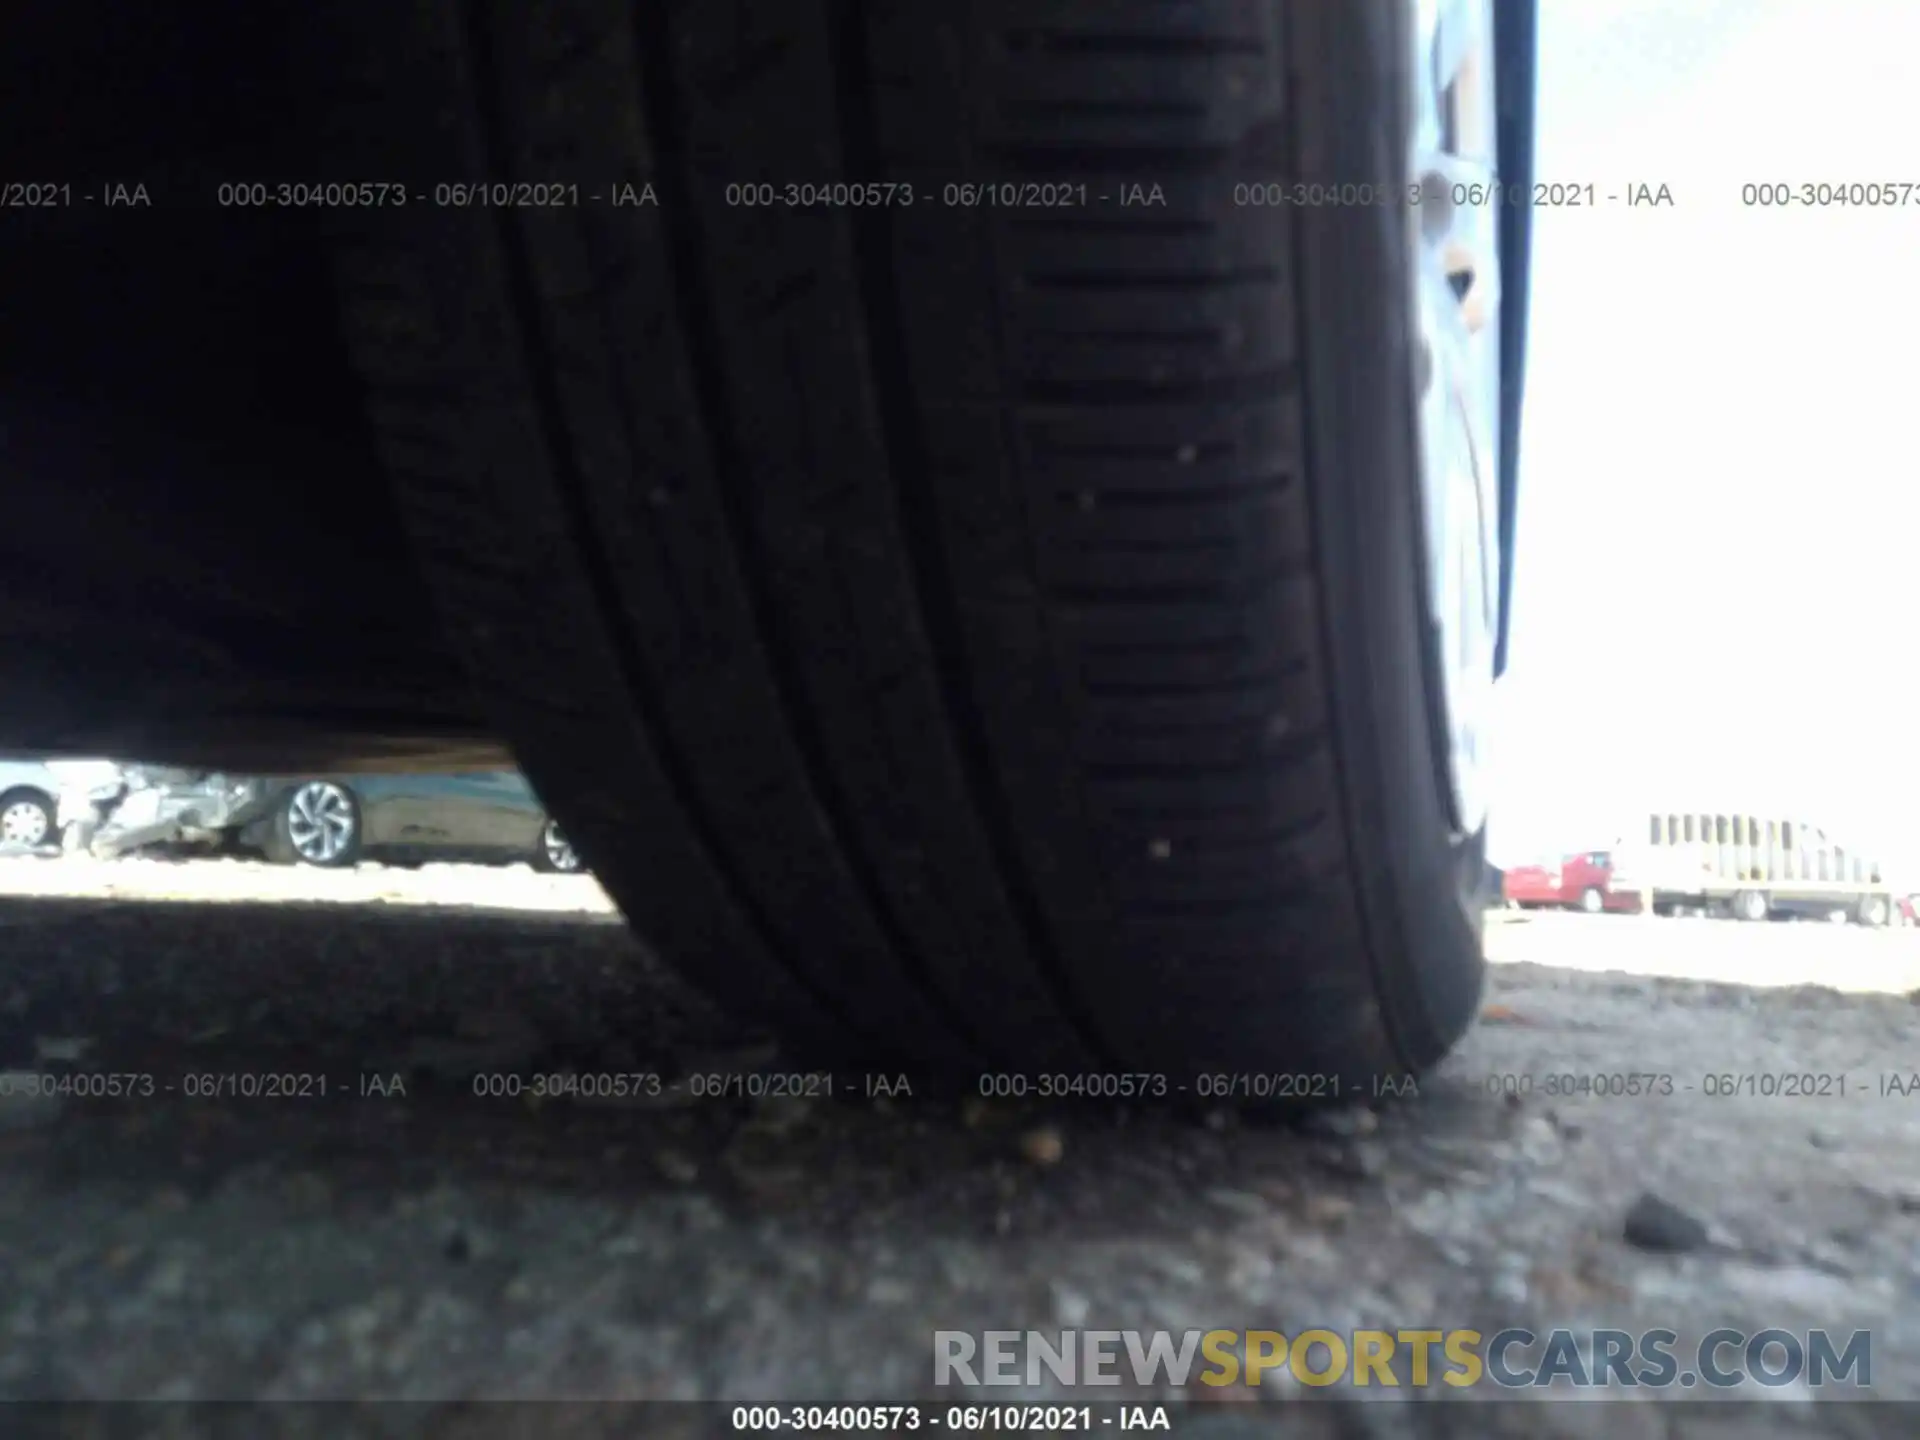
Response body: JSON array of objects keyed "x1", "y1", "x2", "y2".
[
  {"x1": 1086, "y1": 738, "x2": 1328, "y2": 781},
  {"x1": 1028, "y1": 326, "x2": 1236, "y2": 347},
  {"x1": 1047, "y1": 571, "x2": 1310, "y2": 604},
  {"x1": 1018, "y1": 366, "x2": 1300, "y2": 405},
  {"x1": 980, "y1": 142, "x2": 1234, "y2": 173},
  {"x1": 1085, "y1": 665, "x2": 1303, "y2": 700},
  {"x1": 446, "y1": 4, "x2": 879, "y2": 1051},
  {"x1": 1023, "y1": 268, "x2": 1281, "y2": 292},
  {"x1": 626, "y1": 3, "x2": 1000, "y2": 1066},
  {"x1": 999, "y1": 32, "x2": 1270, "y2": 60},
  {"x1": 1005, "y1": 101, "x2": 1208, "y2": 122},
  {"x1": 452, "y1": 5, "x2": 894, "y2": 1041},
  {"x1": 1053, "y1": 477, "x2": 1294, "y2": 507},
  {"x1": 1012, "y1": 216, "x2": 1217, "y2": 238},
  {"x1": 830, "y1": 0, "x2": 1124, "y2": 1068}
]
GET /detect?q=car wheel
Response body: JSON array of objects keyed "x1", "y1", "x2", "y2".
[
  {"x1": 301, "y1": 0, "x2": 1519, "y2": 1088},
  {"x1": 534, "y1": 819, "x2": 583, "y2": 875},
  {"x1": 1733, "y1": 889, "x2": 1770, "y2": 923},
  {"x1": 1577, "y1": 887, "x2": 1604, "y2": 914},
  {"x1": 268, "y1": 781, "x2": 362, "y2": 868},
  {"x1": 0, "y1": 789, "x2": 56, "y2": 851},
  {"x1": 1856, "y1": 895, "x2": 1889, "y2": 928}
]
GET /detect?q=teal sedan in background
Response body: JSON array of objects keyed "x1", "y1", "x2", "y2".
[{"x1": 236, "y1": 771, "x2": 581, "y2": 871}]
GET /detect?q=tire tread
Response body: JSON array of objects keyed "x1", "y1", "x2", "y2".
[{"x1": 297, "y1": 0, "x2": 1478, "y2": 1084}]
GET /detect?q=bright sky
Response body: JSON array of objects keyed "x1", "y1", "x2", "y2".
[{"x1": 1487, "y1": 0, "x2": 1920, "y2": 877}]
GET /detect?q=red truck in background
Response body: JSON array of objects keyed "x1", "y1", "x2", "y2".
[{"x1": 1502, "y1": 850, "x2": 1642, "y2": 914}]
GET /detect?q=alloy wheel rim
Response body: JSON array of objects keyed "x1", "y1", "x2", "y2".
[
  {"x1": 287, "y1": 782, "x2": 356, "y2": 863},
  {"x1": 1411, "y1": 0, "x2": 1501, "y2": 838},
  {"x1": 1, "y1": 800, "x2": 49, "y2": 846},
  {"x1": 543, "y1": 821, "x2": 580, "y2": 873}
]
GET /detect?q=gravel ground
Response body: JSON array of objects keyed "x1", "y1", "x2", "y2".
[{"x1": 0, "y1": 859, "x2": 1917, "y2": 1436}]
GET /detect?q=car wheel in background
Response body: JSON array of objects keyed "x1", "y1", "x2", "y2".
[
  {"x1": 534, "y1": 819, "x2": 583, "y2": 875},
  {"x1": 300, "y1": 0, "x2": 1519, "y2": 1089},
  {"x1": 267, "y1": 781, "x2": 362, "y2": 868},
  {"x1": 1855, "y1": 895, "x2": 1889, "y2": 928},
  {"x1": 1578, "y1": 887, "x2": 1604, "y2": 914},
  {"x1": 0, "y1": 789, "x2": 56, "y2": 851},
  {"x1": 1733, "y1": 890, "x2": 1770, "y2": 923}
]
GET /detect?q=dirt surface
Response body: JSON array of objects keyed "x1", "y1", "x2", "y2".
[
  {"x1": 0, "y1": 862, "x2": 1917, "y2": 1436},
  {"x1": 0, "y1": 851, "x2": 617, "y2": 913}
]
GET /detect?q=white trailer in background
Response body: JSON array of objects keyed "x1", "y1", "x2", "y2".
[{"x1": 1628, "y1": 810, "x2": 1894, "y2": 926}]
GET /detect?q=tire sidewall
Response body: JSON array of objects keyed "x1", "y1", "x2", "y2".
[{"x1": 1289, "y1": 1, "x2": 1490, "y2": 1071}]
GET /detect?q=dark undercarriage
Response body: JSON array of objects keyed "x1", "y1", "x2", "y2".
[{"x1": 1, "y1": 7, "x2": 503, "y2": 774}]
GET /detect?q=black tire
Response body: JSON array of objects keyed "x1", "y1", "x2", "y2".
[
  {"x1": 1733, "y1": 890, "x2": 1769, "y2": 923},
  {"x1": 264, "y1": 781, "x2": 363, "y2": 868},
  {"x1": 1856, "y1": 895, "x2": 1889, "y2": 929},
  {"x1": 297, "y1": 2, "x2": 1501, "y2": 1088},
  {"x1": 1577, "y1": 887, "x2": 1604, "y2": 915},
  {"x1": 0, "y1": 788, "x2": 57, "y2": 852}
]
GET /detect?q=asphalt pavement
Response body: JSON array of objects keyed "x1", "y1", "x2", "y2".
[{"x1": 0, "y1": 872, "x2": 1917, "y2": 1438}]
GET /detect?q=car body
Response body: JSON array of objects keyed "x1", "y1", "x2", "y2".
[
  {"x1": 42, "y1": 758, "x2": 134, "y2": 846},
  {"x1": 1501, "y1": 860, "x2": 1563, "y2": 908},
  {"x1": 235, "y1": 771, "x2": 580, "y2": 871},
  {"x1": 88, "y1": 769, "x2": 582, "y2": 872},
  {"x1": 83, "y1": 766, "x2": 271, "y2": 860}
]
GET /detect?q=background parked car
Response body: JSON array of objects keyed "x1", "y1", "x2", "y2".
[
  {"x1": 88, "y1": 768, "x2": 582, "y2": 872},
  {"x1": 1502, "y1": 851, "x2": 1642, "y2": 914},
  {"x1": 235, "y1": 772, "x2": 581, "y2": 872}
]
